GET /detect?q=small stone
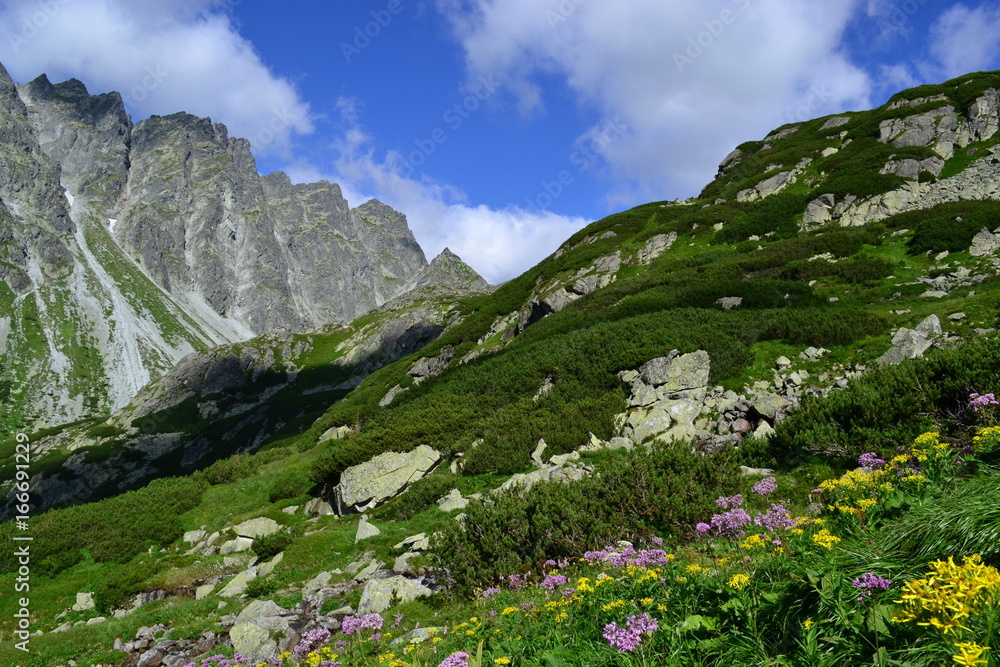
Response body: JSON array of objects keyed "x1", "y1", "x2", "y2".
[{"x1": 949, "y1": 312, "x2": 967, "y2": 321}]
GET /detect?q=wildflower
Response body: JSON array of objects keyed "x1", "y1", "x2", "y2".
[
  {"x1": 686, "y1": 563, "x2": 709, "y2": 575},
  {"x1": 858, "y1": 452, "x2": 887, "y2": 469},
  {"x1": 494, "y1": 659, "x2": 512, "y2": 665},
  {"x1": 969, "y1": 392, "x2": 999, "y2": 412},
  {"x1": 540, "y1": 573, "x2": 567, "y2": 592},
  {"x1": 603, "y1": 613, "x2": 658, "y2": 653},
  {"x1": 727, "y1": 573, "x2": 751, "y2": 590},
  {"x1": 952, "y1": 642, "x2": 990, "y2": 666},
  {"x1": 811, "y1": 529, "x2": 841, "y2": 549},
  {"x1": 892, "y1": 554, "x2": 1000, "y2": 634},
  {"x1": 602, "y1": 600, "x2": 625, "y2": 611},
  {"x1": 696, "y1": 522, "x2": 712, "y2": 534},
  {"x1": 741, "y1": 534, "x2": 767, "y2": 550},
  {"x1": 715, "y1": 494, "x2": 745, "y2": 509},
  {"x1": 478, "y1": 587, "x2": 501, "y2": 600},
  {"x1": 639, "y1": 597, "x2": 653, "y2": 606},
  {"x1": 752, "y1": 477, "x2": 777, "y2": 496},
  {"x1": 438, "y1": 652, "x2": 471, "y2": 667},
  {"x1": 803, "y1": 620, "x2": 815, "y2": 629},
  {"x1": 295, "y1": 628, "x2": 332, "y2": 655},
  {"x1": 754, "y1": 503, "x2": 795, "y2": 532},
  {"x1": 852, "y1": 573, "x2": 892, "y2": 602}
]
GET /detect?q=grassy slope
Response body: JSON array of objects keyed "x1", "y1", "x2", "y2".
[{"x1": 2, "y1": 70, "x2": 1000, "y2": 665}]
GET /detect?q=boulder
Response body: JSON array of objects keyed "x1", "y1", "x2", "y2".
[
  {"x1": 750, "y1": 393, "x2": 789, "y2": 420},
  {"x1": 72, "y1": 592, "x2": 95, "y2": 611},
  {"x1": 183, "y1": 530, "x2": 206, "y2": 545},
  {"x1": 394, "y1": 533, "x2": 430, "y2": 551},
  {"x1": 877, "y1": 315, "x2": 941, "y2": 365},
  {"x1": 437, "y1": 489, "x2": 468, "y2": 512},
  {"x1": 304, "y1": 497, "x2": 335, "y2": 517},
  {"x1": 218, "y1": 567, "x2": 258, "y2": 598},
  {"x1": 355, "y1": 515, "x2": 381, "y2": 543},
  {"x1": 380, "y1": 384, "x2": 407, "y2": 407},
  {"x1": 531, "y1": 439, "x2": 548, "y2": 466},
  {"x1": 715, "y1": 296, "x2": 743, "y2": 310},
  {"x1": 229, "y1": 623, "x2": 274, "y2": 665},
  {"x1": 357, "y1": 576, "x2": 434, "y2": 615},
  {"x1": 219, "y1": 537, "x2": 254, "y2": 555},
  {"x1": 195, "y1": 584, "x2": 216, "y2": 600},
  {"x1": 393, "y1": 552, "x2": 419, "y2": 575},
  {"x1": 970, "y1": 227, "x2": 1000, "y2": 256},
  {"x1": 750, "y1": 422, "x2": 776, "y2": 441},
  {"x1": 234, "y1": 517, "x2": 281, "y2": 539},
  {"x1": 408, "y1": 347, "x2": 454, "y2": 384},
  {"x1": 319, "y1": 425, "x2": 352, "y2": 442},
  {"x1": 621, "y1": 351, "x2": 712, "y2": 445},
  {"x1": 635, "y1": 233, "x2": 677, "y2": 265},
  {"x1": 334, "y1": 445, "x2": 441, "y2": 514}
]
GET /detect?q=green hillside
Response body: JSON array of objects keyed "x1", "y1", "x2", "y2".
[{"x1": 2, "y1": 70, "x2": 1000, "y2": 667}]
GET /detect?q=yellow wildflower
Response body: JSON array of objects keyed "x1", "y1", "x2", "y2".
[
  {"x1": 811, "y1": 528, "x2": 841, "y2": 549},
  {"x1": 602, "y1": 600, "x2": 625, "y2": 611},
  {"x1": 727, "y1": 573, "x2": 751, "y2": 590},
  {"x1": 952, "y1": 641, "x2": 990, "y2": 666},
  {"x1": 803, "y1": 620, "x2": 815, "y2": 629},
  {"x1": 501, "y1": 606, "x2": 519, "y2": 616},
  {"x1": 741, "y1": 534, "x2": 767, "y2": 550},
  {"x1": 495, "y1": 659, "x2": 512, "y2": 665},
  {"x1": 639, "y1": 597, "x2": 654, "y2": 606}
]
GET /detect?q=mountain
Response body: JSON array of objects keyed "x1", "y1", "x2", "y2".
[
  {"x1": 1, "y1": 70, "x2": 1000, "y2": 667},
  {"x1": 0, "y1": 66, "x2": 486, "y2": 430}
]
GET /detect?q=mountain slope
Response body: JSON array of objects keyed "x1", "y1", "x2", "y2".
[{"x1": 0, "y1": 67, "x2": 487, "y2": 430}]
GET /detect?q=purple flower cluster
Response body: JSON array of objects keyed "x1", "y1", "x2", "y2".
[
  {"x1": 294, "y1": 628, "x2": 331, "y2": 656},
  {"x1": 603, "y1": 613, "x2": 659, "y2": 653},
  {"x1": 540, "y1": 573, "x2": 568, "y2": 592},
  {"x1": 507, "y1": 573, "x2": 527, "y2": 590},
  {"x1": 341, "y1": 613, "x2": 383, "y2": 636},
  {"x1": 715, "y1": 494, "x2": 744, "y2": 509},
  {"x1": 852, "y1": 573, "x2": 891, "y2": 602},
  {"x1": 858, "y1": 452, "x2": 887, "y2": 470},
  {"x1": 437, "y1": 652, "x2": 470, "y2": 667},
  {"x1": 699, "y1": 507, "x2": 753, "y2": 538},
  {"x1": 583, "y1": 545, "x2": 671, "y2": 569},
  {"x1": 970, "y1": 392, "x2": 999, "y2": 412},
  {"x1": 754, "y1": 503, "x2": 796, "y2": 532},
  {"x1": 752, "y1": 477, "x2": 778, "y2": 496},
  {"x1": 478, "y1": 586, "x2": 501, "y2": 600}
]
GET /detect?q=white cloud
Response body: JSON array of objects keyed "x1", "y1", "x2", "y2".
[
  {"x1": 0, "y1": 0, "x2": 312, "y2": 156},
  {"x1": 286, "y1": 101, "x2": 589, "y2": 284},
  {"x1": 928, "y1": 3, "x2": 1000, "y2": 79},
  {"x1": 436, "y1": 0, "x2": 872, "y2": 199}
]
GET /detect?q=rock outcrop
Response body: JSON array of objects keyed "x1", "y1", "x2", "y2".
[
  {"x1": 619, "y1": 350, "x2": 713, "y2": 446},
  {"x1": 332, "y1": 445, "x2": 441, "y2": 514},
  {"x1": 877, "y1": 315, "x2": 943, "y2": 365}
]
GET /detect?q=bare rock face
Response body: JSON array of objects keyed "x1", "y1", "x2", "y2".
[
  {"x1": 0, "y1": 67, "x2": 489, "y2": 429},
  {"x1": 333, "y1": 445, "x2": 442, "y2": 514}
]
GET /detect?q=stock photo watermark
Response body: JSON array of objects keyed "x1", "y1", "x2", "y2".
[
  {"x1": 122, "y1": 64, "x2": 168, "y2": 106},
  {"x1": 10, "y1": 431, "x2": 32, "y2": 654},
  {"x1": 673, "y1": 0, "x2": 752, "y2": 73},
  {"x1": 6, "y1": 0, "x2": 71, "y2": 53},
  {"x1": 398, "y1": 75, "x2": 500, "y2": 177},
  {"x1": 546, "y1": 0, "x2": 585, "y2": 29},
  {"x1": 340, "y1": 0, "x2": 404, "y2": 64},
  {"x1": 872, "y1": 0, "x2": 931, "y2": 38},
  {"x1": 524, "y1": 116, "x2": 629, "y2": 211},
  {"x1": 783, "y1": 83, "x2": 835, "y2": 125}
]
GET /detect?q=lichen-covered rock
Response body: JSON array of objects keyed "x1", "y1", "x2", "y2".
[
  {"x1": 355, "y1": 516, "x2": 382, "y2": 542},
  {"x1": 357, "y1": 576, "x2": 434, "y2": 615},
  {"x1": 877, "y1": 315, "x2": 942, "y2": 365},
  {"x1": 234, "y1": 517, "x2": 281, "y2": 539},
  {"x1": 334, "y1": 445, "x2": 441, "y2": 514}
]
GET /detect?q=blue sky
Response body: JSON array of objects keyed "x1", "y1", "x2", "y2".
[{"x1": 2, "y1": 0, "x2": 1000, "y2": 282}]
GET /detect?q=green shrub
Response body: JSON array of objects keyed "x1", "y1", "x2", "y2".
[
  {"x1": 714, "y1": 192, "x2": 810, "y2": 244},
  {"x1": 0, "y1": 476, "x2": 206, "y2": 576},
  {"x1": 201, "y1": 453, "x2": 261, "y2": 485},
  {"x1": 433, "y1": 443, "x2": 740, "y2": 595},
  {"x1": 908, "y1": 206, "x2": 1000, "y2": 254},
  {"x1": 244, "y1": 576, "x2": 279, "y2": 599},
  {"x1": 267, "y1": 472, "x2": 310, "y2": 502},
  {"x1": 251, "y1": 530, "x2": 293, "y2": 561},
  {"x1": 379, "y1": 474, "x2": 455, "y2": 521},
  {"x1": 769, "y1": 336, "x2": 1000, "y2": 464},
  {"x1": 95, "y1": 561, "x2": 156, "y2": 614}
]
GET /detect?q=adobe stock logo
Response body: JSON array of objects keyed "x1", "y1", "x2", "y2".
[
  {"x1": 6, "y1": 0, "x2": 71, "y2": 54},
  {"x1": 673, "y1": 0, "x2": 751, "y2": 74},
  {"x1": 340, "y1": 0, "x2": 404, "y2": 64}
]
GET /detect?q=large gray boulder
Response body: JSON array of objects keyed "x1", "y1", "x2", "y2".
[
  {"x1": 620, "y1": 350, "x2": 712, "y2": 446},
  {"x1": 234, "y1": 517, "x2": 281, "y2": 539},
  {"x1": 877, "y1": 315, "x2": 942, "y2": 365},
  {"x1": 635, "y1": 233, "x2": 677, "y2": 265},
  {"x1": 229, "y1": 600, "x2": 296, "y2": 663},
  {"x1": 357, "y1": 576, "x2": 434, "y2": 615},
  {"x1": 970, "y1": 227, "x2": 1000, "y2": 256},
  {"x1": 334, "y1": 445, "x2": 441, "y2": 514}
]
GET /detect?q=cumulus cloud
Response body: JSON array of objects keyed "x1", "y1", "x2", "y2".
[
  {"x1": 927, "y1": 3, "x2": 1000, "y2": 78},
  {"x1": 436, "y1": 0, "x2": 872, "y2": 199},
  {"x1": 0, "y1": 0, "x2": 312, "y2": 155},
  {"x1": 287, "y1": 100, "x2": 589, "y2": 284}
]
